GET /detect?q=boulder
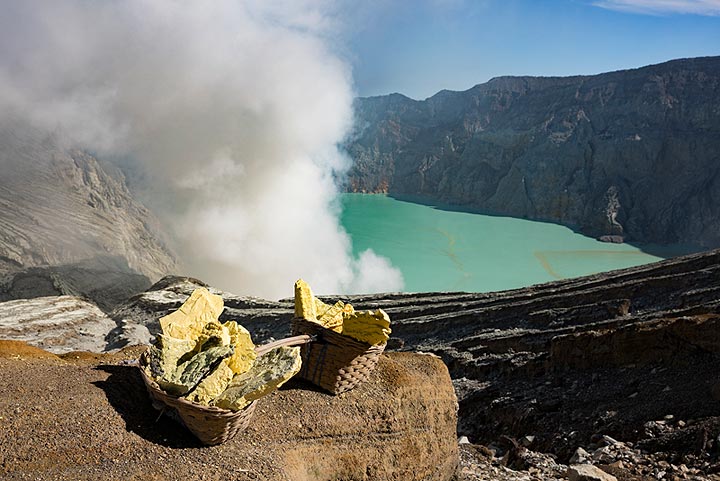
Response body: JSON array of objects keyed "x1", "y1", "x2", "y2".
[
  {"x1": 567, "y1": 464, "x2": 617, "y2": 481},
  {"x1": 0, "y1": 343, "x2": 458, "y2": 481},
  {"x1": 0, "y1": 295, "x2": 116, "y2": 354}
]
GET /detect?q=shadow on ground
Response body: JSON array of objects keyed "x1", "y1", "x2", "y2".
[{"x1": 92, "y1": 365, "x2": 203, "y2": 448}]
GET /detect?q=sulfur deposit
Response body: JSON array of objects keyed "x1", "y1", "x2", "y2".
[
  {"x1": 145, "y1": 288, "x2": 300, "y2": 410},
  {"x1": 294, "y1": 279, "x2": 391, "y2": 345}
]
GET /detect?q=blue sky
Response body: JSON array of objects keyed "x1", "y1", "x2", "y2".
[{"x1": 343, "y1": 0, "x2": 720, "y2": 99}]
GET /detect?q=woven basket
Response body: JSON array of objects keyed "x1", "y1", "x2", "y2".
[
  {"x1": 290, "y1": 317, "x2": 386, "y2": 395},
  {"x1": 138, "y1": 334, "x2": 311, "y2": 445}
]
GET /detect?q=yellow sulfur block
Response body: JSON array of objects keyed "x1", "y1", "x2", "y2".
[
  {"x1": 213, "y1": 346, "x2": 302, "y2": 411},
  {"x1": 224, "y1": 320, "x2": 257, "y2": 374},
  {"x1": 160, "y1": 288, "x2": 225, "y2": 342},
  {"x1": 317, "y1": 300, "x2": 345, "y2": 332},
  {"x1": 294, "y1": 279, "x2": 317, "y2": 320},
  {"x1": 342, "y1": 309, "x2": 391, "y2": 346},
  {"x1": 185, "y1": 360, "x2": 235, "y2": 405}
]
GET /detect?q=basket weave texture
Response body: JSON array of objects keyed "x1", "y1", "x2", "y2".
[
  {"x1": 138, "y1": 335, "x2": 310, "y2": 445},
  {"x1": 291, "y1": 317, "x2": 385, "y2": 395}
]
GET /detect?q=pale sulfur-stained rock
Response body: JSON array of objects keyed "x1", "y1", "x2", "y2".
[
  {"x1": 185, "y1": 360, "x2": 235, "y2": 405},
  {"x1": 213, "y1": 346, "x2": 301, "y2": 410}
]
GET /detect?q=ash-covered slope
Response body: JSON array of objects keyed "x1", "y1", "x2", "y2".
[
  {"x1": 0, "y1": 124, "x2": 177, "y2": 282},
  {"x1": 346, "y1": 56, "x2": 720, "y2": 247}
]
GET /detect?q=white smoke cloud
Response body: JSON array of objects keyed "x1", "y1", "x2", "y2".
[{"x1": 0, "y1": 0, "x2": 404, "y2": 299}]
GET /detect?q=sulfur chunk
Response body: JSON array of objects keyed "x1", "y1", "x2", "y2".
[
  {"x1": 294, "y1": 279, "x2": 317, "y2": 320},
  {"x1": 194, "y1": 320, "x2": 231, "y2": 352},
  {"x1": 292, "y1": 279, "x2": 392, "y2": 344},
  {"x1": 294, "y1": 279, "x2": 343, "y2": 332},
  {"x1": 223, "y1": 321, "x2": 257, "y2": 374},
  {"x1": 213, "y1": 346, "x2": 301, "y2": 411},
  {"x1": 316, "y1": 300, "x2": 345, "y2": 332},
  {"x1": 157, "y1": 345, "x2": 234, "y2": 396},
  {"x1": 147, "y1": 334, "x2": 196, "y2": 381},
  {"x1": 341, "y1": 309, "x2": 391, "y2": 346},
  {"x1": 185, "y1": 360, "x2": 235, "y2": 405},
  {"x1": 159, "y1": 288, "x2": 224, "y2": 342}
]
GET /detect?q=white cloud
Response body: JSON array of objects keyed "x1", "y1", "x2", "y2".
[
  {"x1": 593, "y1": 0, "x2": 720, "y2": 15},
  {"x1": 0, "y1": 0, "x2": 404, "y2": 299}
]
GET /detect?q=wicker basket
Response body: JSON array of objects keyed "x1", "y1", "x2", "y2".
[
  {"x1": 138, "y1": 334, "x2": 311, "y2": 445},
  {"x1": 290, "y1": 317, "x2": 386, "y2": 395}
]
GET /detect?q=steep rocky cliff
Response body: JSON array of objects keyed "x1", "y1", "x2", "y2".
[
  {"x1": 346, "y1": 56, "x2": 720, "y2": 247},
  {"x1": 0, "y1": 123, "x2": 177, "y2": 282}
]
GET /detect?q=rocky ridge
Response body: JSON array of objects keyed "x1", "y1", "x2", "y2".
[
  {"x1": 0, "y1": 263, "x2": 154, "y2": 312},
  {"x1": 345, "y1": 56, "x2": 720, "y2": 247}
]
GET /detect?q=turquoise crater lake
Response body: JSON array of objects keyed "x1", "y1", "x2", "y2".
[{"x1": 340, "y1": 194, "x2": 694, "y2": 293}]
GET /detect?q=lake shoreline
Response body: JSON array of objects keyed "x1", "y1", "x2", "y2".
[{"x1": 340, "y1": 193, "x2": 702, "y2": 293}]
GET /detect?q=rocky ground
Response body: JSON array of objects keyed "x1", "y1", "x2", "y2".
[
  {"x1": 1, "y1": 249, "x2": 719, "y2": 479},
  {"x1": 0, "y1": 341, "x2": 457, "y2": 480}
]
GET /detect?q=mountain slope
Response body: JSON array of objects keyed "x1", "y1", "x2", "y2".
[
  {"x1": 0, "y1": 124, "x2": 177, "y2": 281},
  {"x1": 346, "y1": 56, "x2": 720, "y2": 247}
]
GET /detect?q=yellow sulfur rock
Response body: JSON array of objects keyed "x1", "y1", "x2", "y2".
[
  {"x1": 213, "y1": 346, "x2": 302, "y2": 411},
  {"x1": 342, "y1": 309, "x2": 391, "y2": 346},
  {"x1": 316, "y1": 300, "x2": 345, "y2": 333},
  {"x1": 182, "y1": 323, "x2": 257, "y2": 405},
  {"x1": 194, "y1": 319, "x2": 231, "y2": 352},
  {"x1": 160, "y1": 288, "x2": 225, "y2": 343},
  {"x1": 293, "y1": 279, "x2": 391, "y2": 345},
  {"x1": 185, "y1": 360, "x2": 235, "y2": 405},
  {"x1": 294, "y1": 279, "x2": 317, "y2": 320},
  {"x1": 224, "y1": 321, "x2": 257, "y2": 374}
]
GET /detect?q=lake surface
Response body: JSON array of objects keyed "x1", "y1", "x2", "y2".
[{"x1": 340, "y1": 194, "x2": 694, "y2": 293}]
